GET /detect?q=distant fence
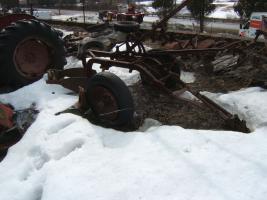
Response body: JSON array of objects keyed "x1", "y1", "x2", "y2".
[
  {"x1": 20, "y1": 3, "x2": 117, "y2": 12},
  {"x1": 146, "y1": 14, "x2": 241, "y2": 24}
]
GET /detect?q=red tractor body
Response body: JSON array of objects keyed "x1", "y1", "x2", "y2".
[{"x1": 0, "y1": 14, "x2": 35, "y2": 30}]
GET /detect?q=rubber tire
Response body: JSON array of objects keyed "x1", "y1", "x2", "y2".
[
  {"x1": 86, "y1": 72, "x2": 134, "y2": 127},
  {"x1": 114, "y1": 21, "x2": 140, "y2": 33},
  {"x1": 0, "y1": 19, "x2": 66, "y2": 88},
  {"x1": 77, "y1": 40, "x2": 105, "y2": 59}
]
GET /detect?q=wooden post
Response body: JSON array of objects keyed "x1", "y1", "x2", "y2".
[{"x1": 82, "y1": 0, "x2": 85, "y2": 24}]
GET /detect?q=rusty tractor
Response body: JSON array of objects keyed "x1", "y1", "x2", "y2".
[
  {"x1": 0, "y1": 13, "x2": 66, "y2": 154},
  {"x1": 0, "y1": 13, "x2": 66, "y2": 89},
  {"x1": 99, "y1": 3, "x2": 144, "y2": 24}
]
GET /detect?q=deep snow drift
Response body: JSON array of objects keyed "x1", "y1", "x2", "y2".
[{"x1": 0, "y1": 55, "x2": 267, "y2": 199}]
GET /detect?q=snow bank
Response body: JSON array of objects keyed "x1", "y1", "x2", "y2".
[
  {"x1": 0, "y1": 78, "x2": 75, "y2": 112},
  {"x1": 1, "y1": 51, "x2": 267, "y2": 200},
  {"x1": 209, "y1": 5, "x2": 239, "y2": 19},
  {"x1": 0, "y1": 88, "x2": 266, "y2": 200}
]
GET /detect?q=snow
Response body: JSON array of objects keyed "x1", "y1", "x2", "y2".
[
  {"x1": 136, "y1": 1, "x2": 153, "y2": 6},
  {"x1": 55, "y1": 28, "x2": 73, "y2": 38},
  {"x1": 180, "y1": 70, "x2": 196, "y2": 83},
  {"x1": 0, "y1": 78, "x2": 75, "y2": 111},
  {"x1": 140, "y1": 0, "x2": 239, "y2": 20},
  {"x1": 203, "y1": 87, "x2": 267, "y2": 130},
  {"x1": 1, "y1": 85, "x2": 267, "y2": 200},
  {"x1": 1, "y1": 36, "x2": 267, "y2": 199},
  {"x1": 52, "y1": 13, "x2": 102, "y2": 24},
  {"x1": 208, "y1": 5, "x2": 239, "y2": 19}
]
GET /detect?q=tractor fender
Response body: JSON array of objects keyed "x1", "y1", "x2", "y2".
[
  {"x1": 0, "y1": 104, "x2": 14, "y2": 129},
  {"x1": 0, "y1": 14, "x2": 35, "y2": 30}
]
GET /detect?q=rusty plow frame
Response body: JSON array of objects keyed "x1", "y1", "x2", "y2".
[
  {"x1": 47, "y1": 38, "x2": 251, "y2": 133},
  {"x1": 47, "y1": 0, "x2": 256, "y2": 133}
]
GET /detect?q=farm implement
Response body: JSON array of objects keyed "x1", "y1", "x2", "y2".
[{"x1": 47, "y1": 0, "x2": 260, "y2": 133}]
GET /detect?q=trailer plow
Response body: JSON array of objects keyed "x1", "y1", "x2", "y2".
[
  {"x1": 47, "y1": 36, "x2": 251, "y2": 133},
  {"x1": 45, "y1": 0, "x2": 267, "y2": 133}
]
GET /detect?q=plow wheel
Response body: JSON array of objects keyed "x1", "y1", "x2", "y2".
[
  {"x1": 140, "y1": 49, "x2": 182, "y2": 88},
  {"x1": 0, "y1": 19, "x2": 66, "y2": 88},
  {"x1": 86, "y1": 72, "x2": 134, "y2": 127},
  {"x1": 114, "y1": 21, "x2": 140, "y2": 33}
]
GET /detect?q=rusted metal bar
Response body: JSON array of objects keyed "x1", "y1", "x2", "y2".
[
  {"x1": 150, "y1": 48, "x2": 225, "y2": 54},
  {"x1": 47, "y1": 68, "x2": 92, "y2": 93},
  {"x1": 151, "y1": 0, "x2": 192, "y2": 31},
  {"x1": 194, "y1": 92, "x2": 232, "y2": 120},
  {"x1": 50, "y1": 77, "x2": 88, "y2": 93},
  {"x1": 126, "y1": 0, "x2": 192, "y2": 52},
  {"x1": 47, "y1": 68, "x2": 87, "y2": 80}
]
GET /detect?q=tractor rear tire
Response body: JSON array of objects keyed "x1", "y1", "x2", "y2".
[
  {"x1": 0, "y1": 19, "x2": 66, "y2": 88},
  {"x1": 86, "y1": 72, "x2": 134, "y2": 127}
]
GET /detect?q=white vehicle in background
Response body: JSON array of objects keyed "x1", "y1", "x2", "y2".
[{"x1": 239, "y1": 12, "x2": 267, "y2": 38}]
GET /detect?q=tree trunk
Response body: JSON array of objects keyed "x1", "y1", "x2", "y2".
[
  {"x1": 199, "y1": 0, "x2": 205, "y2": 33},
  {"x1": 58, "y1": 0, "x2": 62, "y2": 15},
  {"x1": 200, "y1": 15, "x2": 204, "y2": 32}
]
